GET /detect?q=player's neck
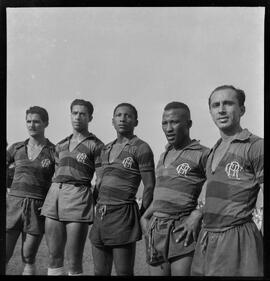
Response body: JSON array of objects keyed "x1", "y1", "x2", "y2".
[
  {"x1": 173, "y1": 137, "x2": 192, "y2": 150},
  {"x1": 28, "y1": 135, "x2": 46, "y2": 146},
  {"x1": 116, "y1": 133, "x2": 134, "y2": 144},
  {"x1": 72, "y1": 129, "x2": 90, "y2": 140},
  {"x1": 220, "y1": 126, "x2": 242, "y2": 142}
]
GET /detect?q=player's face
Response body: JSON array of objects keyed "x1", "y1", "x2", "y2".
[
  {"x1": 209, "y1": 89, "x2": 245, "y2": 133},
  {"x1": 26, "y1": 113, "x2": 47, "y2": 137},
  {"x1": 162, "y1": 108, "x2": 190, "y2": 147},
  {"x1": 112, "y1": 106, "x2": 138, "y2": 135},
  {"x1": 71, "y1": 105, "x2": 92, "y2": 132}
]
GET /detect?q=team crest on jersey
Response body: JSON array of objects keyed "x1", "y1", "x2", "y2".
[
  {"x1": 122, "y1": 157, "x2": 134, "y2": 169},
  {"x1": 225, "y1": 161, "x2": 243, "y2": 180},
  {"x1": 41, "y1": 159, "x2": 51, "y2": 168},
  {"x1": 176, "y1": 163, "x2": 191, "y2": 177},
  {"x1": 76, "y1": 153, "x2": 87, "y2": 164}
]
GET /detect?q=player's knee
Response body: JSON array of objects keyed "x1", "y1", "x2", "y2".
[
  {"x1": 94, "y1": 267, "x2": 111, "y2": 276},
  {"x1": 116, "y1": 268, "x2": 134, "y2": 276},
  {"x1": 93, "y1": 261, "x2": 111, "y2": 276},
  {"x1": 22, "y1": 253, "x2": 36, "y2": 264},
  {"x1": 115, "y1": 263, "x2": 133, "y2": 276},
  {"x1": 6, "y1": 251, "x2": 13, "y2": 264}
]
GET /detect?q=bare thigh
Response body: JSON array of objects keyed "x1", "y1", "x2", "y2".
[
  {"x1": 112, "y1": 243, "x2": 136, "y2": 276},
  {"x1": 21, "y1": 232, "x2": 43, "y2": 264},
  {"x1": 44, "y1": 217, "x2": 66, "y2": 268},
  {"x1": 66, "y1": 222, "x2": 89, "y2": 273},
  {"x1": 6, "y1": 230, "x2": 21, "y2": 264},
  {"x1": 91, "y1": 245, "x2": 113, "y2": 276},
  {"x1": 171, "y1": 254, "x2": 193, "y2": 276}
]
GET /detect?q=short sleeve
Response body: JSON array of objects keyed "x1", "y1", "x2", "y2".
[
  {"x1": 136, "y1": 142, "x2": 155, "y2": 172},
  {"x1": 199, "y1": 147, "x2": 211, "y2": 175},
  {"x1": 248, "y1": 138, "x2": 264, "y2": 184},
  {"x1": 94, "y1": 141, "x2": 104, "y2": 170},
  {"x1": 7, "y1": 144, "x2": 16, "y2": 166},
  {"x1": 54, "y1": 143, "x2": 61, "y2": 168}
]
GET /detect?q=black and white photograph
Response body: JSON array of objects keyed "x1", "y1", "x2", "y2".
[{"x1": 3, "y1": 1, "x2": 266, "y2": 276}]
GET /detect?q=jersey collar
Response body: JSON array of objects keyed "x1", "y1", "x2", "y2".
[
  {"x1": 165, "y1": 139, "x2": 202, "y2": 152},
  {"x1": 105, "y1": 135, "x2": 138, "y2": 150}
]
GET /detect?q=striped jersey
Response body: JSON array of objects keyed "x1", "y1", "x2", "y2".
[
  {"x1": 152, "y1": 140, "x2": 210, "y2": 215},
  {"x1": 203, "y1": 129, "x2": 264, "y2": 229},
  {"x1": 53, "y1": 133, "x2": 104, "y2": 186},
  {"x1": 97, "y1": 135, "x2": 155, "y2": 205},
  {"x1": 7, "y1": 139, "x2": 55, "y2": 200}
]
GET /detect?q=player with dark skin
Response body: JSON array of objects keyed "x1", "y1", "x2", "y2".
[
  {"x1": 141, "y1": 102, "x2": 208, "y2": 275},
  {"x1": 91, "y1": 103, "x2": 155, "y2": 275}
]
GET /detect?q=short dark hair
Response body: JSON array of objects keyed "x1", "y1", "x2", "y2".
[
  {"x1": 113, "y1": 103, "x2": 138, "y2": 120},
  {"x1": 209, "y1": 85, "x2": 246, "y2": 107},
  {"x1": 70, "y1": 99, "x2": 94, "y2": 116},
  {"x1": 164, "y1": 102, "x2": 191, "y2": 119},
  {"x1": 26, "y1": 106, "x2": 49, "y2": 123}
]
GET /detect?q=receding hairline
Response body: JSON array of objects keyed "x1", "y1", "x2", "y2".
[{"x1": 209, "y1": 85, "x2": 246, "y2": 107}]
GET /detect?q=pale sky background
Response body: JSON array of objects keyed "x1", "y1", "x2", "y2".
[{"x1": 6, "y1": 7, "x2": 264, "y2": 199}]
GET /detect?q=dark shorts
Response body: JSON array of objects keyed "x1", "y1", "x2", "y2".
[
  {"x1": 191, "y1": 221, "x2": 264, "y2": 276},
  {"x1": 41, "y1": 182, "x2": 93, "y2": 223},
  {"x1": 145, "y1": 214, "x2": 197, "y2": 266},
  {"x1": 89, "y1": 203, "x2": 142, "y2": 247},
  {"x1": 6, "y1": 195, "x2": 45, "y2": 235}
]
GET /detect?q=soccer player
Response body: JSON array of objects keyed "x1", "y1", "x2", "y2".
[
  {"x1": 6, "y1": 106, "x2": 55, "y2": 275},
  {"x1": 41, "y1": 99, "x2": 104, "y2": 276},
  {"x1": 89, "y1": 103, "x2": 155, "y2": 276},
  {"x1": 191, "y1": 85, "x2": 264, "y2": 276},
  {"x1": 140, "y1": 102, "x2": 210, "y2": 276}
]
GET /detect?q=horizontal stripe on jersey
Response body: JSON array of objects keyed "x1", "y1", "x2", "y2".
[
  {"x1": 53, "y1": 133, "x2": 104, "y2": 186},
  {"x1": 97, "y1": 136, "x2": 155, "y2": 204},
  {"x1": 203, "y1": 129, "x2": 264, "y2": 229},
  {"x1": 7, "y1": 139, "x2": 55, "y2": 199},
  {"x1": 152, "y1": 140, "x2": 209, "y2": 214}
]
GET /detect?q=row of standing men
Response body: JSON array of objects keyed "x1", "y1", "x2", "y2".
[{"x1": 6, "y1": 84, "x2": 264, "y2": 276}]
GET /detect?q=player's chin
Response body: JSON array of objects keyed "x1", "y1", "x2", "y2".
[
  {"x1": 28, "y1": 131, "x2": 38, "y2": 137},
  {"x1": 117, "y1": 127, "x2": 132, "y2": 134},
  {"x1": 73, "y1": 123, "x2": 82, "y2": 130},
  {"x1": 167, "y1": 139, "x2": 176, "y2": 146}
]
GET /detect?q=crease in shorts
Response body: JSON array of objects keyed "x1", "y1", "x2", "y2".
[{"x1": 21, "y1": 197, "x2": 31, "y2": 226}]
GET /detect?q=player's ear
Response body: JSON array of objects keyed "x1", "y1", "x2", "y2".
[
  {"x1": 88, "y1": 115, "x2": 93, "y2": 123},
  {"x1": 240, "y1": 105, "x2": 245, "y2": 117},
  {"x1": 134, "y1": 120, "x2": 138, "y2": 127},
  {"x1": 187, "y1": 119, "x2": 192, "y2": 129},
  {"x1": 44, "y1": 121, "x2": 49, "y2": 128}
]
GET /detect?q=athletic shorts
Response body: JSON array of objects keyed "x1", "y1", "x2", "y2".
[
  {"x1": 41, "y1": 182, "x2": 93, "y2": 223},
  {"x1": 191, "y1": 221, "x2": 263, "y2": 276},
  {"x1": 144, "y1": 214, "x2": 197, "y2": 266},
  {"x1": 6, "y1": 194, "x2": 45, "y2": 235},
  {"x1": 89, "y1": 203, "x2": 142, "y2": 247}
]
